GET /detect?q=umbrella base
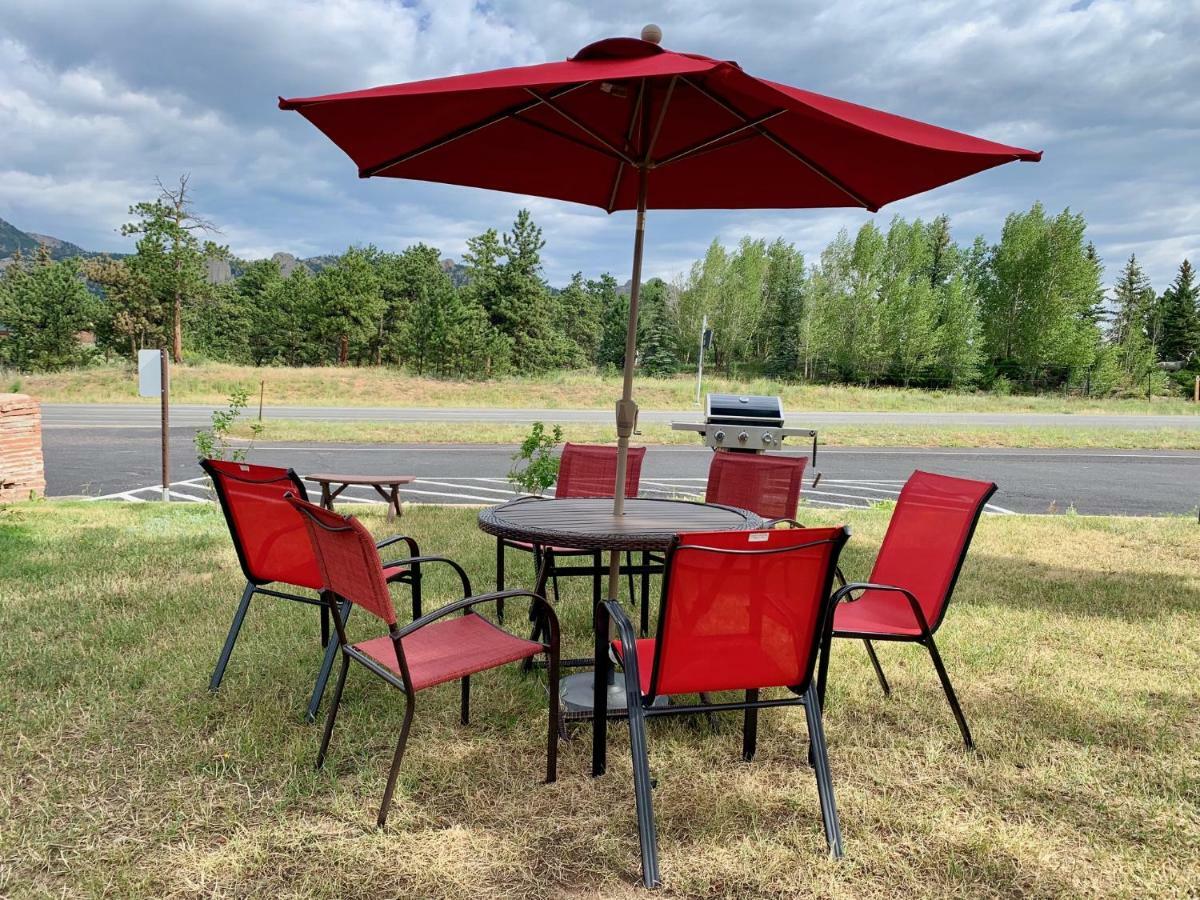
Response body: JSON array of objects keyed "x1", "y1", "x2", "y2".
[{"x1": 560, "y1": 670, "x2": 667, "y2": 720}]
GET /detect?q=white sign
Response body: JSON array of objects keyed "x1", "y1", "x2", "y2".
[{"x1": 138, "y1": 349, "x2": 162, "y2": 397}]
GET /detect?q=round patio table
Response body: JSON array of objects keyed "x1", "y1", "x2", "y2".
[{"x1": 478, "y1": 496, "x2": 763, "y2": 776}]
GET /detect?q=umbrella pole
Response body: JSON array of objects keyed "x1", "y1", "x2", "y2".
[
  {"x1": 591, "y1": 170, "x2": 647, "y2": 778},
  {"x1": 607, "y1": 168, "x2": 648, "y2": 600}
]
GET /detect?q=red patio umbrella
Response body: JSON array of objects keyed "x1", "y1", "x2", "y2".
[{"x1": 279, "y1": 27, "x2": 1040, "y2": 602}]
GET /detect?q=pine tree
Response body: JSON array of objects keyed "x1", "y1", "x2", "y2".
[
  {"x1": 1158, "y1": 259, "x2": 1198, "y2": 363},
  {"x1": 593, "y1": 274, "x2": 628, "y2": 370},
  {"x1": 637, "y1": 278, "x2": 679, "y2": 376},
  {"x1": 762, "y1": 239, "x2": 805, "y2": 377},
  {"x1": 121, "y1": 175, "x2": 226, "y2": 362},
  {"x1": 0, "y1": 247, "x2": 98, "y2": 371},
  {"x1": 1109, "y1": 254, "x2": 1158, "y2": 384},
  {"x1": 315, "y1": 246, "x2": 384, "y2": 364},
  {"x1": 557, "y1": 272, "x2": 602, "y2": 367}
]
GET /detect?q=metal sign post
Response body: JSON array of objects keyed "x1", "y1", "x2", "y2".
[
  {"x1": 694, "y1": 315, "x2": 710, "y2": 406},
  {"x1": 138, "y1": 349, "x2": 170, "y2": 501}
]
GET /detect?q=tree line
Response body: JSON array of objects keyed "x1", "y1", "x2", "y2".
[{"x1": 1, "y1": 181, "x2": 1197, "y2": 397}]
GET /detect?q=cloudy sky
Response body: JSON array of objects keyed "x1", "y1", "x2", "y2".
[{"x1": 2, "y1": 0, "x2": 1196, "y2": 289}]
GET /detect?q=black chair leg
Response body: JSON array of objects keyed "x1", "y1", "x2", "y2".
[
  {"x1": 307, "y1": 597, "x2": 351, "y2": 723},
  {"x1": 460, "y1": 675, "x2": 470, "y2": 725},
  {"x1": 320, "y1": 601, "x2": 330, "y2": 647},
  {"x1": 816, "y1": 628, "x2": 834, "y2": 709},
  {"x1": 625, "y1": 550, "x2": 636, "y2": 606},
  {"x1": 925, "y1": 636, "x2": 973, "y2": 749},
  {"x1": 802, "y1": 688, "x2": 844, "y2": 858},
  {"x1": 863, "y1": 639, "x2": 890, "y2": 696},
  {"x1": 625, "y1": 682, "x2": 661, "y2": 887},
  {"x1": 316, "y1": 650, "x2": 350, "y2": 769},
  {"x1": 742, "y1": 689, "x2": 759, "y2": 762},
  {"x1": 546, "y1": 649, "x2": 559, "y2": 783},
  {"x1": 495, "y1": 538, "x2": 505, "y2": 624},
  {"x1": 378, "y1": 697, "x2": 416, "y2": 827},
  {"x1": 639, "y1": 551, "x2": 651, "y2": 637},
  {"x1": 592, "y1": 552, "x2": 602, "y2": 616},
  {"x1": 210, "y1": 582, "x2": 254, "y2": 692}
]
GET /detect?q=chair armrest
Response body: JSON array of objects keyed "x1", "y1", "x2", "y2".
[
  {"x1": 830, "y1": 582, "x2": 931, "y2": 634},
  {"x1": 380, "y1": 554, "x2": 472, "y2": 597},
  {"x1": 397, "y1": 589, "x2": 558, "y2": 642},
  {"x1": 376, "y1": 534, "x2": 419, "y2": 557},
  {"x1": 603, "y1": 599, "x2": 645, "y2": 700},
  {"x1": 764, "y1": 517, "x2": 805, "y2": 528}
]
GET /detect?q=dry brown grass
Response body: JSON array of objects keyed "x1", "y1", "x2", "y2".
[
  {"x1": 233, "y1": 418, "x2": 1200, "y2": 451},
  {"x1": 1, "y1": 501, "x2": 1198, "y2": 897},
  {"x1": 13, "y1": 362, "x2": 1199, "y2": 415}
]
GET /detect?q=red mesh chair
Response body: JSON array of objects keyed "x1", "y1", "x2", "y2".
[
  {"x1": 606, "y1": 526, "x2": 850, "y2": 887},
  {"x1": 286, "y1": 495, "x2": 559, "y2": 827},
  {"x1": 496, "y1": 443, "x2": 652, "y2": 642},
  {"x1": 203, "y1": 459, "x2": 422, "y2": 722},
  {"x1": 704, "y1": 452, "x2": 808, "y2": 522},
  {"x1": 818, "y1": 470, "x2": 996, "y2": 749}
]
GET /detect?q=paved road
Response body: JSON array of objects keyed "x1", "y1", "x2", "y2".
[
  {"x1": 41, "y1": 403, "x2": 1200, "y2": 430},
  {"x1": 42, "y1": 424, "x2": 1200, "y2": 516}
]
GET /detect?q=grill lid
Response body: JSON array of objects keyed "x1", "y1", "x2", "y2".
[{"x1": 705, "y1": 393, "x2": 784, "y2": 426}]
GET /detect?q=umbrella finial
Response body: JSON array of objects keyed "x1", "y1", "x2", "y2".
[{"x1": 641, "y1": 24, "x2": 662, "y2": 44}]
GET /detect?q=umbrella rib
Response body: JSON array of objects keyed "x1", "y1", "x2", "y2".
[
  {"x1": 606, "y1": 81, "x2": 645, "y2": 213},
  {"x1": 679, "y1": 76, "x2": 876, "y2": 210},
  {"x1": 652, "y1": 109, "x2": 786, "y2": 169},
  {"x1": 525, "y1": 89, "x2": 636, "y2": 167},
  {"x1": 511, "y1": 114, "x2": 629, "y2": 164},
  {"x1": 642, "y1": 75, "x2": 677, "y2": 164},
  {"x1": 361, "y1": 82, "x2": 589, "y2": 178}
]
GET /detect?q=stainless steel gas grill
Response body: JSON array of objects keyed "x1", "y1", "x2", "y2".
[{"x1": 672, "y1": 393, "x2": 818, "y2": 461}]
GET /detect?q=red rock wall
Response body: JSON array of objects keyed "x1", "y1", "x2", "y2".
[{"x1": 0, "y1": 394, "x2": 46, "y2": 501}]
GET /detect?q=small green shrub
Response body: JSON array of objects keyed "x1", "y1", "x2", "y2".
[
  {"x1": 507, "y1": 421, "x2": 563, "y2": 496},
  {"x1": 194, "y1": 388, "x2": 262, "y2": 462}
]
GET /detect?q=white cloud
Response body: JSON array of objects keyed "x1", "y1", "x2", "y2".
[{"x1": 0, "y1": 0, "x2": 1195, "y2": 290}]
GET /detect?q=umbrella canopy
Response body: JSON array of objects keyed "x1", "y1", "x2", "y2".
[
  {"x1": 280, "y1": 36, "x2": 1040, "y2": 214},
  {"x1": 279, "y1": 30, "x2": 1040, "y2": 626}
]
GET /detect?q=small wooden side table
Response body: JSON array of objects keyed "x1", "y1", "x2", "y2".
[{"x1": 306, "y1": 473, "x2": 416, "y2": 521}]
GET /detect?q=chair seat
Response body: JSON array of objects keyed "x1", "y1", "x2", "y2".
[
  {"x1": 504, "y1": 538, "x2": 595, "y2": 556},
  {"x1": 381, "y1": 565, "x2": 409, "y2": 581},
  {"x1": 356, "y1": 612, "x2": 544, "y2": 691},
  {"x1": 611, "y1": 637, "x2": 656, "y2": 695},
  {"x1": 832, "y1": 589, "x2": 925, "y2": 637}
]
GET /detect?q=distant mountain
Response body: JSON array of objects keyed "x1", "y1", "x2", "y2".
[
  {"x1": 1, "y1": 216, "x2": 118, "y2": 267},
  {"x1": 1, "y1": 215, "x2": 478, "y2": 289},
  {"x1": 1, "y1": 217, "x2": 43, "y2": 257}
]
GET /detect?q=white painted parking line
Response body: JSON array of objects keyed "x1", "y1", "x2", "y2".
[{"x1": 87, "y1": 474, "x2": 1013, "y2": 514}]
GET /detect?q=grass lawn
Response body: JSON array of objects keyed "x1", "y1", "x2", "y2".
[
  {"x1": 2, "y1": 501, "x2": 1198, "y2": 897},
  {"x1": 234, "y1": 418, "x2": 1200, "y2": 451},
  {"x1": 12, "y1": 362, "x2": 1200, "y2": 416}
]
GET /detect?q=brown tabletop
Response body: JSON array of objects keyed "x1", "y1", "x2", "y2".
[
  {"x1": 477, "y1": 497, "x2": 763, "y2": 552},
  {"x1": 478, "y1": 496, "x2": 764, "y2": 778},
  {"x1": 306, "y1": 473, "x2": 416, "y2": 521}
]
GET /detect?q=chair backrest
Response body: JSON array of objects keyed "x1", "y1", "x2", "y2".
[
  {"x1": 704, "y1": 452, "x2": 807, "y2": 519},
  {"x1": 648, "y1": 526, "x2": 849, "y2": 698},
  {"x1": 868, "y1": 470, "x2": 996, "y2": 632},
  {"x1": 202, "y1": 459, "x2": 321, "y2": 590},
  {"x1": 555, "y1": 443, "x2": 646, "y2": 498},
  {"x1": 286, "y1": 494, "x2": 397, "y2": 626}
]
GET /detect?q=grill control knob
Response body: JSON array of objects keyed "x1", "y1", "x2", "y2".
[
  {"x1": 737, "y1": 431, "x2": 749, "y2": 444},
  {"x1": 713, "y1": 430, "x2": 725, "y2": 443},
  {"x1": 762, "y1": 433, "x2": 774, "y2": 445}
]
